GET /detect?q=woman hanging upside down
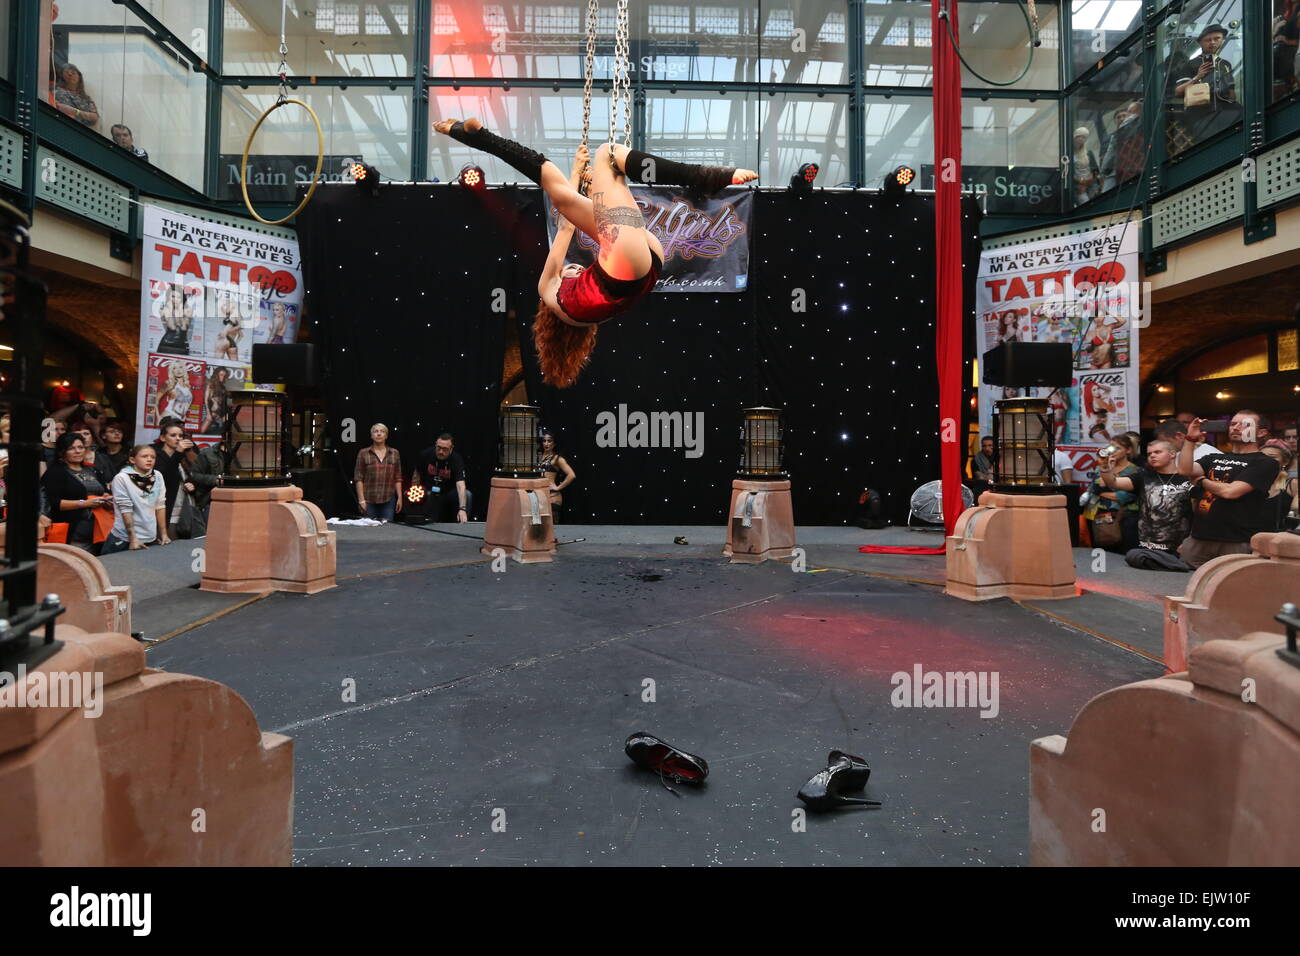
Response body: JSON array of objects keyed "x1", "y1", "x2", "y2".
[{"x1": 434, "y1": 118, "x2": 757, "y2": 387}]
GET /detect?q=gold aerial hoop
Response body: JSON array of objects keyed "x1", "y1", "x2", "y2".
[
  {"x1": 239, "y1": 0, "x2": 324, "y2": 226},
  {"x1": 240, "y1": 98, "x2": 324, "y2": 225}
]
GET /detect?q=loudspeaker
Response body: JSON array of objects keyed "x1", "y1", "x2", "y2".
[
  {"x1": 252, "y1": 343, "x2": 317, "y2": 386},
  {"x1": 982, "y1": 341, "x2": 1072, "y2": 388}
]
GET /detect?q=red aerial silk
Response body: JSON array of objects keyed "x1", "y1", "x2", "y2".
[
  {"x1": 860, "y1": 0, "x2": 964, "y2": 557},
  {"x1": 933, "y1": 0, "x2": 964, "y2": 538}
]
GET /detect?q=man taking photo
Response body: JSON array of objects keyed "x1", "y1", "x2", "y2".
[{"x1": 1176, "y1": 410, "x2": 1277, "y2": 568}]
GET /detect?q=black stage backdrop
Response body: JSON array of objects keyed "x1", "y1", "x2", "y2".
[{"x1": 298, "y1": 185, "x2": 980, "y2": 524}]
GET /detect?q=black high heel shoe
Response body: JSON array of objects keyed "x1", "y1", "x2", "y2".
[
  {"x1": 625, "y1": 732, "x2": 708, "y2": 795},
  {"x1": 797, "y1": 752, "x2": 882, "y2": 812}
]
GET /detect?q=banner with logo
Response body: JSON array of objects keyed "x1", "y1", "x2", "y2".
[
  {"x1": 975, "y1": 222, "x2": 1142, "y2": 482},
  {"x1": 134, "y1": 204, "x2": 303, "y2": 446},
  {"x1": 544, "y1": 186, "x2": 752, "y2": 293}
]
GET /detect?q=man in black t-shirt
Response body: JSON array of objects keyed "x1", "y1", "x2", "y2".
[
  {"x1": 1101, "y1": 438, "x2": 1194, "y2": 570},
  {"x1": 413, "y1": 432, "x2": 469, "y2": 522},
  {"x1": 1176, "y1": 411, "x2": 1277, "y2": 568}
]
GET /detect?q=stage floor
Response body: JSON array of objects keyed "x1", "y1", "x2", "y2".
[{"x1": 119, "y1": 523, "x2": 1169, "y2": 865}]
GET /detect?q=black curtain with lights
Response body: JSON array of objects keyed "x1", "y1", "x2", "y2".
[
  {"x1": 296, "y1": 184, "x2": 535, "y2": 512},
  {"x1": 299, "y1": 184, "x2": 980, "y2": 524},
  {"x1": 521, "y1": 192, "x2": 983, "y2": 525}
]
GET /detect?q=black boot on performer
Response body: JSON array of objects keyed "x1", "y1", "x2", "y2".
[
  {"x1": 434, "y1": 117, "x2": 547, "y2": 186},
  {"x1": 623, "y1": 148, "x2": 746, "y2": 196}
]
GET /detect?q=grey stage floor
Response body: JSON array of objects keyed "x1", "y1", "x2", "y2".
[{"x1": 111, "y1": 522, "x2": 1171, "y2": 866}]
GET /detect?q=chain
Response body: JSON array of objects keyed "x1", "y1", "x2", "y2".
[
  {"x1": 615, "y1": 0, "x2": 631, "y2": 147},
  {"x1": 580, "y1": 0, "x2": 598, "y2": 153},
  {"x1": 276, "y1": 0, "x2": 290, "y2": 105}
]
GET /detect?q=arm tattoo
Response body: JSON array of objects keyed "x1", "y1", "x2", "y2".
[{"x1": 591, "y1": 191, "x2": 645, "y2": 251}]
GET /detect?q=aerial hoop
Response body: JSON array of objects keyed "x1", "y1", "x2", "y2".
[
  {"x1": 238, "y1": 0, "x2": 324, "y2": 225},
  {"x1": 240, "y1": 97, "x2": 324, "y2": 225}
]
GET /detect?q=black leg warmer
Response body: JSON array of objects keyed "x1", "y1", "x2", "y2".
[{"x1": 624, "y1": 149, "x2": 736, "y2": 196}]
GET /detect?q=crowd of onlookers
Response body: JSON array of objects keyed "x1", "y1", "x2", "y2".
[
  {"x1": 969, "y1": 410, "x2": 1298, "y2": 573},
  {"x1": 0, "y1": 384, "x2": 224, "y2": 555}
]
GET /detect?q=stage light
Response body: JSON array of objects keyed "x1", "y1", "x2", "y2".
[
  {"x1": 350, "y1": 162, "x2": 381, "y2": 197},
  {"x1": 788, "y1": 163, "x2": 819, "y2": 195},
  {"x1": 1215, "y1": 391, "x2": 1231, "y2": 400},
  {"x1": 406, "y1": 484, "x2": 425, "y2": 503},
  {"x1": 884, "y1": 166, "x2": 916, "y2": 196},
  {"x1": 459, "y1": 164, "x2": 486, "y2": 190}
]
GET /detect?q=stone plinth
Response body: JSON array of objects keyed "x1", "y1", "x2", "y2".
[
  {"x1": 1163, "y1": 531, "x2": 1300, "y2": 673},
  {"x1": 1029, "y1": 631, "x2": 1300, "y2": 866},
  {"x1": 0, "y1": 541, "x2": 131, "y2": 636},
  {"x1": 481, "y1": 476, "x2": 555, "y2": 564},
  {"x1": 201, "y1": 485, "x2": 336, "y2": 594},
  {"x1": 723, "y1": 479, "x2": 796, "y2": 564},
  {"x1": 945, "y1": 491, "x2": 1076, "y2": 601},
  {"x1": 0, "y1": 625, "x2": 293, "y2": 865}
]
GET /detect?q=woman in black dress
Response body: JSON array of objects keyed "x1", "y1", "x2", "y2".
[
  {"x1": 157, "y1": 283, "x2": 193, "y2": 355},
  {"x1": 41, "y1": 432, "x2": 113, "y2": 550},
  {"x1": 539, "y1": 431, "x2": 576, "y2": 524}
]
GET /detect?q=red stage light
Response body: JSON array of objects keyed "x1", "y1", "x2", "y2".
[
  {"x1": 459, "y1": 164, "x2": 486, "y2": 190},
  {"x1": 895, "y1": 166, "x2": 915, "y2": 187}
]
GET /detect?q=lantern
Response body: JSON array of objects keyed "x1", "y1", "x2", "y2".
[
  {"x1": 223, "y1": 391, "x2": 289, "y2": 484},
  {"x1": 497, "y1": 404, "x2": 541, "y2": 477},
  {"x1": 738, "y1": 407, "x2": 785, "y2": 479},
  {"x1": 992, "y1": 398, "x2": 1053, "y2": 488}
]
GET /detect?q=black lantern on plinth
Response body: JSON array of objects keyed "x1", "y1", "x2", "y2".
[
  {"x1": 738, "y1": 407, "x2": 785, "y2": 479},
  {"x1": 0, "y1": 200, "x2": 64, "y2": 671},
  {"x1": 223, "y1": 391, "x2": 290, "y2": 485},
  {"x1": 496, "y1": 404, "x2": 541, "y2": 477},
  {"x1": 992, "y1": 398, "x2": 1054, "y2": 490}
]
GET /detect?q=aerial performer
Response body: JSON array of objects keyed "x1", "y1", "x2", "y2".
[{"x1": 434, "y1": 118, "x2": 757, "y2": 386}]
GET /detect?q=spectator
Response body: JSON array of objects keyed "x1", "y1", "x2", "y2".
[
  {"x1": 1100, "y1": 437, "x2": 1195, "y2": 571},
  {"x1": 40, "y1": 432, "x2": 112, "y2": 551},
  {"x1": 187, "y1": 438, "x2": 225, "y2": 520},
  {"x1": 1053, "y1": 446, "x2": 1074, "y2": 484},
  {"x1": 1083, "y1": 433, "x2": 1140, "y2": 552},
  {"x1": 1261, "y1": 439, "x2": 1298, "y2": 530},
  {"x1": 1283, "y1": 423, "x2": 1298, "y2": 477},
  {"x1": 1156, "y1": 416, "x2": 1219, "y2": 462},
  {"x1": 54, "y1": 64, "x2": 99, "y2": 128},
  {"x1": 1176, "y1": 410, "x2": 1278, "y2": 568},
  {"x1": 1173, "y1": 25, "x2": 1238, "y2": 147},
  {"x1": 972, "y1": 436, "x2": 996, "y2": 482},
  {"x1": 1072, "y1": 127, "x2": 1101, "y2": 204},
  {"x1": 97, "y1": 419, "x2": 130, "y2": 480},
  {"x1": 110, "y1": 124, "x2": 148, "y2": 162},
  {"x1": 354, "y1": 423, "x2": 404, "y2": 521},
  {"x1": 40, "y1": 417, "x2": 67, "y2": 473},
  {"x1": 1098, "y1": 106, "x2": 1129, "y2": 192},
  {"x1": 414, "y1": 433, "x2": 469, "y2": 523},
  {"x1": 101, "y1": 445, "x2": 170, "y2": 555},
  {"x1": 540, "y1": 430, "x2": 577, "y2": 524},
  {"x1": 152, "y1": 420, "x2": 194, "y2": 526}
]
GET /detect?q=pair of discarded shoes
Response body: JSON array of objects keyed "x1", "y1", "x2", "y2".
[{"x1": 624, "y1": 733, "x2": 881, "y2": 811}]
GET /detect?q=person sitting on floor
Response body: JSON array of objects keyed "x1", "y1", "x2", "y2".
[{"x1": 1099, "y1": 437, "x2": 1195, "y2": 571}]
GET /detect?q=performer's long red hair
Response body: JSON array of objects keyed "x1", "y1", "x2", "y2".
[{"x1": 533, "y1": 300, "x2": 596, "y2": 388}]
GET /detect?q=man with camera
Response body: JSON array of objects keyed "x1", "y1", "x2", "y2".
[{"x1": 1175, "y1": 410, "x2": 1277, "y2": 568}]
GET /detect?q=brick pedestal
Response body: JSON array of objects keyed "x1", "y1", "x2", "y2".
[
  {"x1": 201, "y1": 485, "x2": 336, "y2": 594},
  {"x1": 723, "y1": 479, "x2": 796, "y2": 564},
  {"x1": 945, "y1": 491, "x2": 1076, "y2": 601},
  {"x1": 481, "y1": 476, "x2": 555, "y2": 564}
]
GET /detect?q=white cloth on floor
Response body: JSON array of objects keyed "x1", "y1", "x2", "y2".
[{"x1": 326, "y1": 517, "x2": 385, "y2": 526}]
